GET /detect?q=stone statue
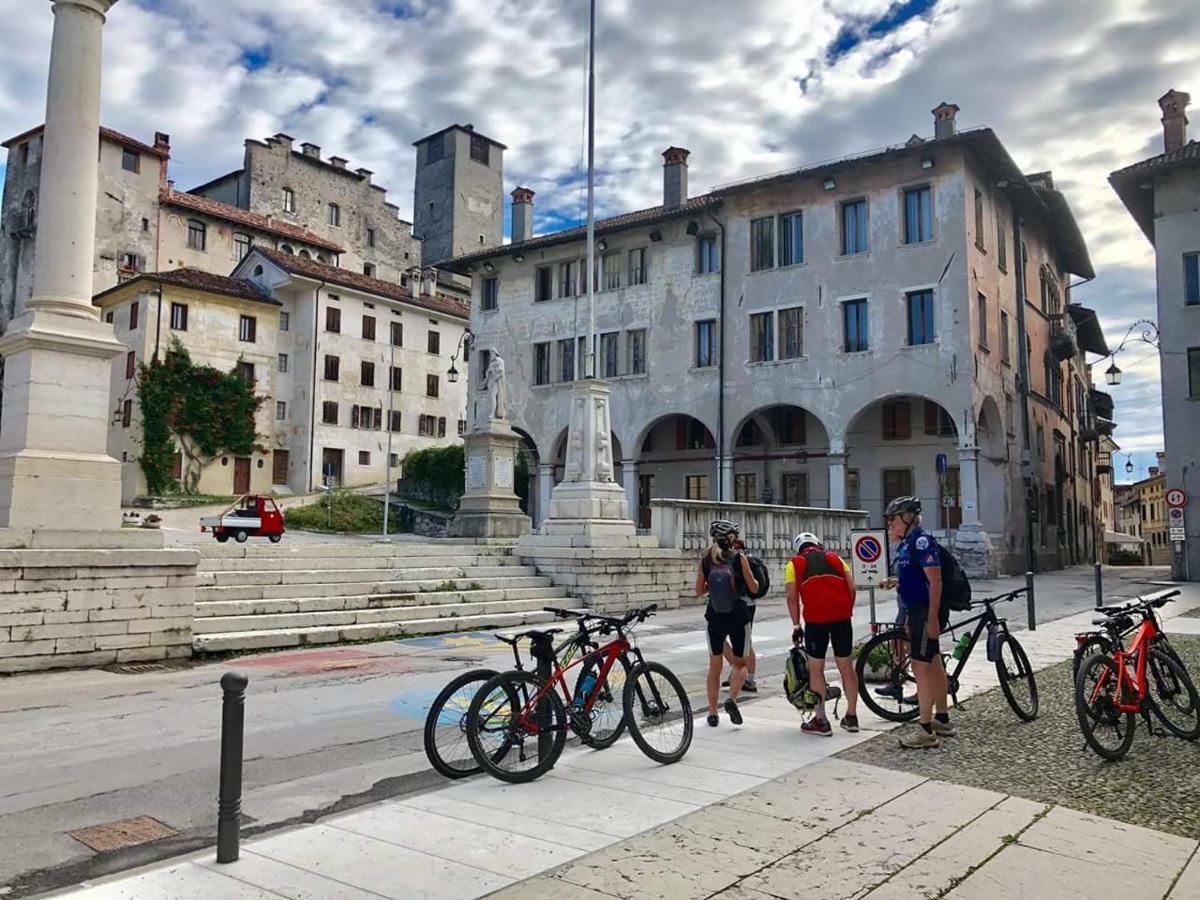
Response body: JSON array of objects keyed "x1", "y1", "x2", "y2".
[{"x1": 485, "y1": 352, "x2": 507, "y2": 420}]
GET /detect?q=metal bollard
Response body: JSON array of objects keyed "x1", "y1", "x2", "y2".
[
  {"x1": 216, "y1": 671, "x2": 248, "y2": 864},
  {"x1": 1025, "y1": 571, "x2": 1036, "y2": 631},
  {"x1": 534, "y1": 647, "x2": 553, "y2": 764},
  {"x1": 1094, "y1": 561, "x2": 1103, "y2": 609},
  {"x1": 868, "y1": 586, "x2": 878, "y2": 634}
]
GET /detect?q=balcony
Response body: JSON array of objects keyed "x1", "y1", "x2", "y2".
[
  {"x1": 1048, "y1": 314, "x2": 1078, "y2": 361},
  {"x1": 1090, "y1": 389, "x2": 1114, "y2": 421}
]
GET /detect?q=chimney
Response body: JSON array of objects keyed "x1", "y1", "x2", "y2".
[
  {"x1": 329, "y1": 156, "x2": 348, "y2": 169},
  {"x1": 1159, "y1": 89, "x2": 1191, "y2": 153},
  {"x1": 932, "y1": 101, "x2": 960, "y2": 140},
  {"x1": 356, "y1": 167, "x2": 373, "y2": 183},
  {"x1": 154, "y1": 131, "x2": 170, "y2": 153},
  {"x1": 1149, "y1": 466, "x2": 1160, "y2": 477},
  {"x1": 301, "y1": 141, "x2": 320, "y2": 158},
  {"x1": 271, "y1": 133, "x2": 294, "y2": 150},
  {"x1": 1157, "y1": 450, "x2": 1167, "y2": 469},
  {"x1": 662, "y1": 146, "x2": 690, "y2": 208},
  {"x1": 511, "y1": 186, "x2": 535, "y2": 243}
]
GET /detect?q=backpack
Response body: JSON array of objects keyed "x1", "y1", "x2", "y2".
[
  {"x1": 742, "y1": 554, "x2": 770, "y2": 601},
  {"x1": 935, "y1": 540, "x2": 972, "y2": 612},
  {"x1": 784, "y1": 642, "x2": 842, "y2": 713},
  {"x1": 704, "y1": 554, "x2": 742, "y2": 615}
]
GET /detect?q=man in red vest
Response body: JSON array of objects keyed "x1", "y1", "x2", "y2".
[{"x1": 786, "y1": 532, "x2": 859, "y2": 736}]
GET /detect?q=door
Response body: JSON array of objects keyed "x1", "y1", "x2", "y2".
[
  {"x1": 233, "y1": 457, "x2": 251, "y2": 495},
  {"x1": 638, "y1": 474, "x2": 655, "y2": 529},
  {"x1": 272, "y1": 450, "x2": 289, "y2": 486},
  {"x1": 322, "y1": 448, "x2": 344, "y2": 487}
]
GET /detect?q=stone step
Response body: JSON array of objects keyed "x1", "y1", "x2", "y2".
[
  {"x1": 199, "y1": 555, "x2": 527, "y2": 573},
  {"x1": 194, "y1": 585, "x2": 566, "y2": 618},
  {"x1": 193, "y1": 608, "x2": 560, "y2": 653},
  {"x1": 196, "y1": 575, "x2": 554, "y2": 603},
  {"x1": 198, "y1": 541, "x2": 514, "y2": 561},
  {"x1": 198, "y1": 564, "x2": 536, "y2": 586}
]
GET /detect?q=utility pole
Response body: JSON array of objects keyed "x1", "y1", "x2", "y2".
[{"x1": 584, "y1": 0, "x2": 596, "y2": 379}]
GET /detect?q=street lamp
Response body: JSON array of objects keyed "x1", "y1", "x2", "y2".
[
  {"x1": 1105, "y1": 361, "x2": 1122, "y2": 386},
  {"x1": 1125, "y1": 455, "x2": 1135, "y2": 476},
  {"x1": 447, "y1": 328, "x2": 474, "y2": 384},
  {"x1": 1104, "y1": 319, "x2": 1159, "y2": 388}
]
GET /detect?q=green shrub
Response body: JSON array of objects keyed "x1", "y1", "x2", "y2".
[
  {"x1": 851, "y1": 640, "x2": 894, "y2": 671},
  {"x1": 400, "y1": 444, "x2": 465, "y2": 510},
  {"x1": 1108, "y1": 549, "x2": 1145, "y2": 566},
  {"x1": 285, "y1": 491, "x2": 406, "y2": 534}
]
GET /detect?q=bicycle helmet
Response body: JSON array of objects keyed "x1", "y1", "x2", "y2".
[
  {"x1": 710, "y1": 519, "x2": 740, "y2": 540},
  {"x1": 793, "y1": 532, "x2": 822, "y2": 553},
  {"x1": 884, "y1": 496, "x2": 922, "y2": 518}
]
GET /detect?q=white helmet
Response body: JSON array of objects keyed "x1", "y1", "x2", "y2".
[{"x1": 793, "y1": 532, "x2": 822, "y2": 553}]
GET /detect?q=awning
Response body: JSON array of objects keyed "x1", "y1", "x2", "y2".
[{"x1": 1104, "y1": 530, "x2": 1145, "y2": 547}]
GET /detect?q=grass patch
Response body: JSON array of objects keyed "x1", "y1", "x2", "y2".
[{"x1": 285, "y1": 491, "x2": 407, "y2": 535}]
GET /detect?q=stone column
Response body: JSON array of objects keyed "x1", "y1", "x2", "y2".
[
  {"x1": 719, "y1": 455, "x2": 734, "y2": 502},
  {"x1": 953, "y1": 443, "x2": 995, "y2": 578},
  {"x1": 828, "y1": 451, "x2": 848, "y2": 509},
  {"x1": 536, "y1": 463, "x2": 554, "y2": 529},
  {"x1": 957, "y1": 446, "x2": 981, "y2": 527},
  {"x1": 621, "y1": 457, "x2": 638, "y2": 526}
]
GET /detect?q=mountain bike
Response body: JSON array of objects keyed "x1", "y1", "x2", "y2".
[
  {"x1": 855, "y1": 588, "x2": 1038, "y2": 723},
  {"x1": 1072, "y1": 590, "x2": 1183, "y2": 681},
  {"x1": 465, "y1": 604, "x2": 692, "y2": 783},
  {"x1": 1075, "y1": 598, "x2": 1200, "y2": 761}
]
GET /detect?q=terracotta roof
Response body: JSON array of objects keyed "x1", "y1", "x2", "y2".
[
  {"x1": 3, "y1": 124, "x2": 168, "y2": 158},
  {"x1": 93, "y1": 268, "x2": 280, "y2": 306},
  {"x1": 160, "y1": 188, "x2": 344, "y2": 254},
  {"x1": 1109, "y1": 140, "x2": 1200, "y2": 242},
  {"x1": 250, "y1": 247, "x2": 469, "y2": 320}
]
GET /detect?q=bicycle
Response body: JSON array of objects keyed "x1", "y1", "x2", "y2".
[
  {"x1": 422, "y1": 609, "x2": 608, "y2": 779},
  {"x1": 465, "y1": 604, "x2": 693, "y2": 783},
  {"x1": 1072, "y1": 590, "x2": 1184, "y2": 681},
  {"x1": 1075, "y1": 598, "x2": 1200, "y2": 761},
  {"x1": 855, "y1": 589, "x2": 1038, "y2": 723}
]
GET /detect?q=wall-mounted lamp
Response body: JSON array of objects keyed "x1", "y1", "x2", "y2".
[
  {"x1": 446, "y1": 328, "x2": 474, "y2": 384},
  {"x1": 597, "y1": 238, "x2": 608, "y2": 252},
  {"x1": 685, "y1": 221, "x2": 699, "y2": 236},
  {"x1": 921, "y1": 157, "x2": 935, "y2": 170},
  {"x1": 649, "y1": 229, "x2": 663, "y2": 242},
  {"x1": 1105, "y1": 361, "x2": 1122, "y2": 386},
  {"x1": 482, "y1": 261, "x2": 495, "y2": 273},
  {"x1": 512, "y1": 253, "x2": 525, "y2": 263},
  {"x1": 822, "y1": 177, "x2": 836, "y2": 191},
  {"x1": 1125, "y1": 454, "x2": 1134, "y2": 475}
]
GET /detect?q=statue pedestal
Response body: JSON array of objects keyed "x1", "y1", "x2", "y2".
[{"x1": 448, "y1": 421, "x2": 531, "y2": 539}]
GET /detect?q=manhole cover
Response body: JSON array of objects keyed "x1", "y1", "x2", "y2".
[{"x1": 67, "y1": 816, "x2": 178, "y2": 852}]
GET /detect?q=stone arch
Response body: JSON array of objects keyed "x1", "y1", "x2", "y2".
[
  {"x1": 511, "y1": 426, "x2": 539, "y2": 521},
  {"x1": 298, "y1": 249, "x2": 311, "y2": 259},
  {"x1": 976, "y1": 397, "x2": 1007, "y2": 535},
  {"x1": 633, "y1": 413, "x2": 719, "y2": 507},
  {"x1": 729, "y1": 404, "x2": 832, "y2": 506}
]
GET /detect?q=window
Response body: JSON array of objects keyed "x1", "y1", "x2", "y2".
[
  {"x1": 882, "y1": 468, "x2": 914, "y2": 510},
  {"x1": 628, "y1": 248, "x2": 646, "y2": 286},
  {"x1": 734, "y1": 473, "x2": 758, "y2": 504},
  {"x1": 1188, "y1": 348, "x2": 1200, "y2": 398},
  {"x1": 322, "y1": 402, "x2": 338, "y2": 425},
  {"x1": 481, "y1": 276, "x2": 499, "y2": 310},
  {"x1": 627, "y1": 328, "x2": 646, "y2": 376},
  {"x1": 771, "y1": 211, "x2": 802, "y2": 267},
  {"x1": 438, "y1": 416, "x2": 447, "y2": 437},
  {"x1": 841, "y1": 199, "x2": 868, "y2": 255},
  {"x1": 325, "y1": 306, "x2": 341, "y2": 333},
  {"x1": 279, "y1": 311, "x2": 290, "y2": 332},
  {"x1": 366, "y1": 227, "x2": 376, "y2": 248},
  {"x1": 389, "y1": 410, "x2": 402, "y2": 432},
  {"x1": 361, "y1": 315, "x2": 376, "y2": 341},
  {"x1": 685, "y1": 475, "x2": 709, "y2": 501},
  {"x1": 390, "y1": 321, "x2": 403, "y2": 346},
  {"x1": 1186, "y1": 253, "x2": 1200, "y2": 306},
  {"x1": 130, "y1": 301, "x2": 140, "y2": 329},
  {"x1": 427, "y1": 330, "x2": 440, "y2": 354},
  {"x1": 697, "y1": 234, "x2": 720, "y2": 274},
  {"x1": 125, "y1": 351, "x2": 136, "y2": 379},
  {"x1": 535, "y1": 266, "x2": 553, "y2": 302},
  {"x1": 390, "y1": 366, "x2": 402, "y2": 391},
  {"x1": 906, "y1": 289, "x2": 935, "y2": 346},
  {"x1": 750, "y1": 217, "x2": 774, "y2": 271},
  {"x1": 974, "y1": 187, "x2": 986, "y2": 250},
  {"x1": 534, "y1": 342, "x2": 551, "y2": 385},
  {"x1": 236, "y1": 362, "x2": 255, "y2": 384},
  {"x1": 771, "y1": 407, "x2": 806, "y2": 444},
  {"x1": 903, "y1": 186, "x2": 932, "y2": 244},
  {"x1": 239, "y1": 314, "x2": 256, "y2": 343},
  {"x1": 142, "y1": 217, "x2": 149, "y2": 232},
  {"x1": 121, "y1": 399, "x2": 132, "y2": 428},
  {"x1": 278, "y1": 353, "x2": 288, "y2": 373},
  {"x1": 418, "y1": 414, "x2": 437, "y2": 436},
  {"x1": 282, "y1": 187, "x2": 295, "y2": 213},
  {"x1": 426, "y1": 374, "x2": 439, "y2": 398},
  {"x1": 750, "y1": 311, "x2": 774, "y2": 363},
  {"x1": 426, "y1": 136, "x2": 444, "y2": 164},
  {"x1": 600, "y1": 332, "x2": 619, "y2": 378},
  {"x1": 187, "y1": 219, "x2": 206, "y2": 251},
  {"x1": 105, "y1": 311, "x2": 114, "y2": 323},
  {"x1": 360, "y1": 361, "x2": 375, "y2": 387},
  {"x1": 234, "y1": 233, "x2": 251, "y2": 260},
  {"x1": 558, "y1": 261, "x2": 577, "y2": 298},
  {"x1": 882, "y1": 400, "x2": 912, "y2": 440},
  {"x1": 1045, "y1": 358, "x2": 1063, "y2": 407},
  {"x1": 170, "y1": 302, "x2": 188, "y2": 331},
  {"x1": 324, "y1": 354, "x2": 339, "y2": 381},
  {"x1": 779, "y1": 307, "x2": 803, "y2": 359},
  {"x1": 18, "y1": 142, "x2": 29, "y2": 166},
  {"x1": 924, "y1": 401, "x2": 956, "y2": 436},
  {"x1": 328, "y1": 203, "x2": 340, "y2": 227},
  {"x1": 843, "y1": 299, "x2": 868, "y2": 352},
  {"x1": 1000, "y1": 311, "x2": 1011, "y2": 364},
  {"x1": 358, "y1": 451, "x2": 371, "y2": 466},
  {"x1": 695, "y1": 319, "x2": 717, "y2": 368},
  {"x1": 781, "y1": 472, "x2": 809, "y2": 507},
  {"x1": 997, "y1": 211, "x2": 1007, "y2": 271},
  {"x1": 122, "y1": 148, "x2": 139, "y2": 173},
  {"x1": 363, "y1": 263, "x2": 375, "y2": 277},
  {"x1": 276, "y1": 401, "x2": 287, "y2": 421},
  {"x1": 977, "y1": 293, "x2": 989, "y2": 349},
  {"x1": 558, "y1": 338, "x2": 575, "y2": 383},
  {"x1": 457, "y1": 419, "x2": 466, "y2": 435},
  {"x1": 470, "y1": 133, "x2": 489, "y2": 165},
  {"x1": 602, "y1": 253, "x2": 621, "y2": 290}
]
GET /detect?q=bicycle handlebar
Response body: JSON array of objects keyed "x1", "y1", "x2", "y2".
[
  {"x1": 1095, "y1": 590, "x2": 1179, "y2": 617},
  {"x1": 972, "y1": 588, "x2": 1027, "y2": 607}
]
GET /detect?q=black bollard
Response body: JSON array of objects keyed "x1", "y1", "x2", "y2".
[
  {"x1": 1025, "y1": 571, "x2": 1036, "y2": 631},
  {"x1": 1094, "y1": 561, "x2": 1103, "y2": 609},
  {"x1": 216, "y1": 671, "x2": 248, "y2": 864},
  {"x1": 534, "y1": 644, "x2": 553, "y2": 764}
]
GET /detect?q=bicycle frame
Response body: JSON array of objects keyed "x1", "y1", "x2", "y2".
[
  {"x1": 516, "y1": 634, "x2": 637, "y2": 733},
  {"x1": 1104, "y1": 618, "x2": 1159, "y2": 714}
]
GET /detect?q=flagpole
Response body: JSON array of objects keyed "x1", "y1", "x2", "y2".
[{"x1": 585, "y1": 0, "x2": 596, "y2": 379}]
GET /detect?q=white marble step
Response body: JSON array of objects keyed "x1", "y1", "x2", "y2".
[
  {"x1": 194, "y1": 585, "x2": 565, "y2": 618},
  {"x1": 197, "y1": 574, "x2": 553, "y2": 603}
]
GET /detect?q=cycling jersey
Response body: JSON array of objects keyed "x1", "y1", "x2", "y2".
[{"x1": 893, "y1": 526, "x2": 940, "y2": 608}]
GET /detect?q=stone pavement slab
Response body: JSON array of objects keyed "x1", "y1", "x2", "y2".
[
  {"x1": 1170, "y1": 848, "x2": 1200, "y2": 899},
  {"x1": 1019, "y1": 805, "x2": 1198, "y2": 879},
  {"x1": 945, "y1": 843, "x2": 1171, "y2": 900}
]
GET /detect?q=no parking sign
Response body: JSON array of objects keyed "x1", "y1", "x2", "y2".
[{"x1": 851, "y1": 529, "x2": 890, "y2": 587}]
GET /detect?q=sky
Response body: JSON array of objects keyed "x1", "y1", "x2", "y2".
[{"x1": 0, "y1": 0, "x2": 1195, "y2": 481}]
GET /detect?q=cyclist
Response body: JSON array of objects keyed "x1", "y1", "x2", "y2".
[
  {"x1": 722, "y1": 534, "x2": 758, "y2": 693},
  {"x1": 885, "y1": 496, "x2": 954, "y2": 748},
  {"x1": 785, "y1": 532, "x2": 859, "y2": 736},
  {"x1": 696, "y1": 520, "x2": 759, "y2": 728}
]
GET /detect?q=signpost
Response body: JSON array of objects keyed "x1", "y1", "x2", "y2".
[
  {"x1": 851, "y1": 529, "x2": 890, "y2": 630},
  {"x1": 1166, "y1": 488, "x2": 1187, "y2": 509}
]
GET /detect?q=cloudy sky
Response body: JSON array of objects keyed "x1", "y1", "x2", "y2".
[{"x1": 1, "y1": 0, "x2": 1195, "y2": 479}]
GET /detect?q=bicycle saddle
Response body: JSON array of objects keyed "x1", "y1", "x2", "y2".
[{"x1": 513, "y1": 628, "x2": 563, "y2": 642}]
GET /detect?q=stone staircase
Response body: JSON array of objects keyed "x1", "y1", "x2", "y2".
[{"x1": 192, "y1": 541, "x2": 565, "y2": 653}]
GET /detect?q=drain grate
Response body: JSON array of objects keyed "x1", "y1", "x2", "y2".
[
  {"x1": 67, "y1": 816, "x2": 178, "y2": 852},
  {"x1": 103, "y1": 661, "x2": 194, "y2": 675}
]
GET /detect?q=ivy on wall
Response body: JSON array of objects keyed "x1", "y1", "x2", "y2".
[{"x1": 401, "y1": 444, "x2": 465, "y2": 509}]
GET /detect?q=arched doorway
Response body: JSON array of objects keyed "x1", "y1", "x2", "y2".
[
  {"x1": 730, "y1": 405, "x2": 831, "y2": 507},
  {"x1": 512, "y1": 426, "x2": 539, "y2": 523},
  {"x1": 634, "y1": 414, "x2": 717, "y2": 528},
  {"x1": 976, "y1": 398, "x2": 1007, "y2": 537}
]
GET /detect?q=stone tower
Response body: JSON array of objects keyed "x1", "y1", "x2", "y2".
[{"x1": 412, "y1": 124, "x2": 505, "y2": 266}]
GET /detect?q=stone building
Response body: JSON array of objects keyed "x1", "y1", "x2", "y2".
[
  {"x1": 444, "y1": 103, "x2": 1111, "y2": 576},
  {"x1": 94, "y1": 250, "x2": 468, "y2": 500},
  {"x1": 1110, "y1": 89, "x2": 1200, "y2": 580},
  {"x1": 413, "y1": 124, "x2": 506, "y2": 266},
  {"x1": 1112, "y1": 458, "x2": 1171, "y2": 565}
]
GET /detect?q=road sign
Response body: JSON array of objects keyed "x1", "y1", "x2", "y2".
[
  {"x1": 851, "y1": 529, "x2": 889, "y2": 588},
  {"x1": 1169, "y1": 527, "x2": 1186, "y2": 541},
  {"x1": 935, "y1": 453, "x2": 948, "y2": 475},
  {"x1": 1169, "y1": 507, "x2": 1185, "y2": 525},
  {"x1": 1166, "y1": 488, "x2": 1187, "y2": 509}
]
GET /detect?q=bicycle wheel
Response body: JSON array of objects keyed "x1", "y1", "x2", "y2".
[
  {"x1": 423, "y1": 668, "x2": 499, "y2": 779},
  {"x1": 1072, "y1": 634, "x2": 1111, "y2": 683},
  {"x1": 854, "y1": 628, "x2": 920, "y2": 723},
  {"x1": 623, "y1": 660, "x2": 693, "y2": 764},
  {"x1": 1075, "y1": 653, "x2": 1135, "y2": 762},
  {"x1": 578, "y1": 654, "x2": 630, "y2": 750},
  {"x1": 466, "y1": 670, "x2": 567, "y2": 784},
  {"x1": 995, "y1": 634, "x2": 1039, "y2": 721},
  {"x1": 1146, "y1": 647, "x2": 1200, "y2": 740}
]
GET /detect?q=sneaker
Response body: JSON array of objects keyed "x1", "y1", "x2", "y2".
[
  {"x1": 801, "y1": 717, "x2": 833, "y2": 737},
  {"x1": 840, "y1": 714, "x2": 860, "y2": 733},
  {"x1": 902, "y1": 693, "x2": 919, "y2": 706},
  {"x1": 899, "y1": 727, "x2": 941, "y2": 749},
  {"x1": 724, "y1": 697, "x2": 744, "y2": 726},
  {"x1": 706, "y1": 713, "x2": 719, "y2": 727},
  {"x1": 874, "y1": 683, "x2": 902, "y2": 699},
  {"x1": 931, "y1": 719, "x2": 957, "y2": 737},
  {"x1": 742, "y1": 680, "x2": 758, "y2": 694}
]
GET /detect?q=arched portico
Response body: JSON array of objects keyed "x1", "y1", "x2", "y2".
[
  {"x1": 729, "y1": 405, "x2": 833, "y2": 507},
  {"x1": 633, "y1": 414, "x2": 718, "y2": 528},
  {"x1": 976, "y1": 398, "x2": 1007, "y2": 536},
  {"x1": 512, "y1": 426, "x2": 540, "y2": 524}
]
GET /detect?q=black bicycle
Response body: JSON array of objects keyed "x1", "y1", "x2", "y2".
[
  {"x1": 1072, "y1": 590, "x2": 1184, "y2": 682},
  {"x1": 856, "y1": 589, "x2": 1038, "y2": 723}
]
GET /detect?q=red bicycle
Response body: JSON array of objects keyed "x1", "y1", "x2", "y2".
[
  {"x1": 1075, "y1": 597, "x2": 1200, "y2": 761},
  {"x1": 465, "y1": 605, "x2": 693, "y2": 783}
]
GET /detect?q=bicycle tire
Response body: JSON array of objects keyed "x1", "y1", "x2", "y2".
[
  {"x1": 579, "y1": 654, "x2": 630, "y2": 750},
  {"x1": 1145, "y1": 647, "x2": 1200, "y2": 740},
  {"x1": 422, "y1": 668, "x2": 499, "y2": 779},
  {"x1": 466, "y1": 670, "x2": 567, "y2": 784},
  {"x1": 995, "y1": 634, "x2": 1039, "y2": 721},
  {"x1": 623, "y1": 660, "x2": 693, "y2": 764},
  {"x1": 854, "y1": 628, "x2": 920, "y2": 723},
  {"x1": 1072, "y1": 634, "x2": 1112, "y2": 683},
  {"x1": 1075, "y1": 653, "x2": 1135, "y2": 762}
]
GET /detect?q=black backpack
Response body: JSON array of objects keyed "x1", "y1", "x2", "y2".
[
  {"x1": 703, "y1": 555, "x2": 742, "y2": 614},
  {"x1": 742, "y1": 554, "x2": 770, "y2": 600},
  {"x1": 936, "y1": 540, "x2": 972, "y2": 611}
]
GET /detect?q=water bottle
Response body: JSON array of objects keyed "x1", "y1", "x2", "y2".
[
  {"x1": 575, "y1": 672, "x2": 597, "y2": 708},
  {"x1": 952, "y1": 633, "x2": 972, "y2": 660}
]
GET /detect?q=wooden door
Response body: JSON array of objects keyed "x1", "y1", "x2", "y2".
[
  {"x1": 638, "y1": 474, "x2": 655, "y2": 529},
  {"x1": 322, "y1": 448, "x2": 344, "y2": 486},
  {"x1": 234, "y1": 457, "x2": 251, "y2": 494},
  {"x1": 272, "y1": 450, "x2": 289, "y2": 486}
]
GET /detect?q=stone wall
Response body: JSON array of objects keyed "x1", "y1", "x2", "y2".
[
  {"x1": 517, "y1": 544, "x2": 698, "y2": 614},
  {"x1": 0, "y1": 548, "x2": 200, "y2": 673}
]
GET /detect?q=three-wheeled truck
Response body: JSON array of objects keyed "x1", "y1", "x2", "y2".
[{"x1": 200, "y1": 495, "x2": 285, "y2": 543}]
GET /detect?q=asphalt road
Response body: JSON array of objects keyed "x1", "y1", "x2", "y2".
[{"x1": 0, "y1": 565, "x2": 1172, "y2": 897}]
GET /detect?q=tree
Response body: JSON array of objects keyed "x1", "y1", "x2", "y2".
[{"x1": 137, "y1": 337, "x2": 263, "y2": 495}]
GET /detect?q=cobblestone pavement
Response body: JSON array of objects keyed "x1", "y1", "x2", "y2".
[{"x1": 839, "y1": 635, "x2": 1200, "y2": 840}]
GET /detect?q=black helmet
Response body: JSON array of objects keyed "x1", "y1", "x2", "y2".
[
  {"x1": 884, "y1": 496, "x2": 922, "y2": 518},
  {"x1": 710, "y1": 519, "x2": 740, "y2": 541}
]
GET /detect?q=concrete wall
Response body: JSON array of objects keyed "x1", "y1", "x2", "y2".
[{"x1": 413, "y1": 126, "x2": 504, "y2": 266}]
